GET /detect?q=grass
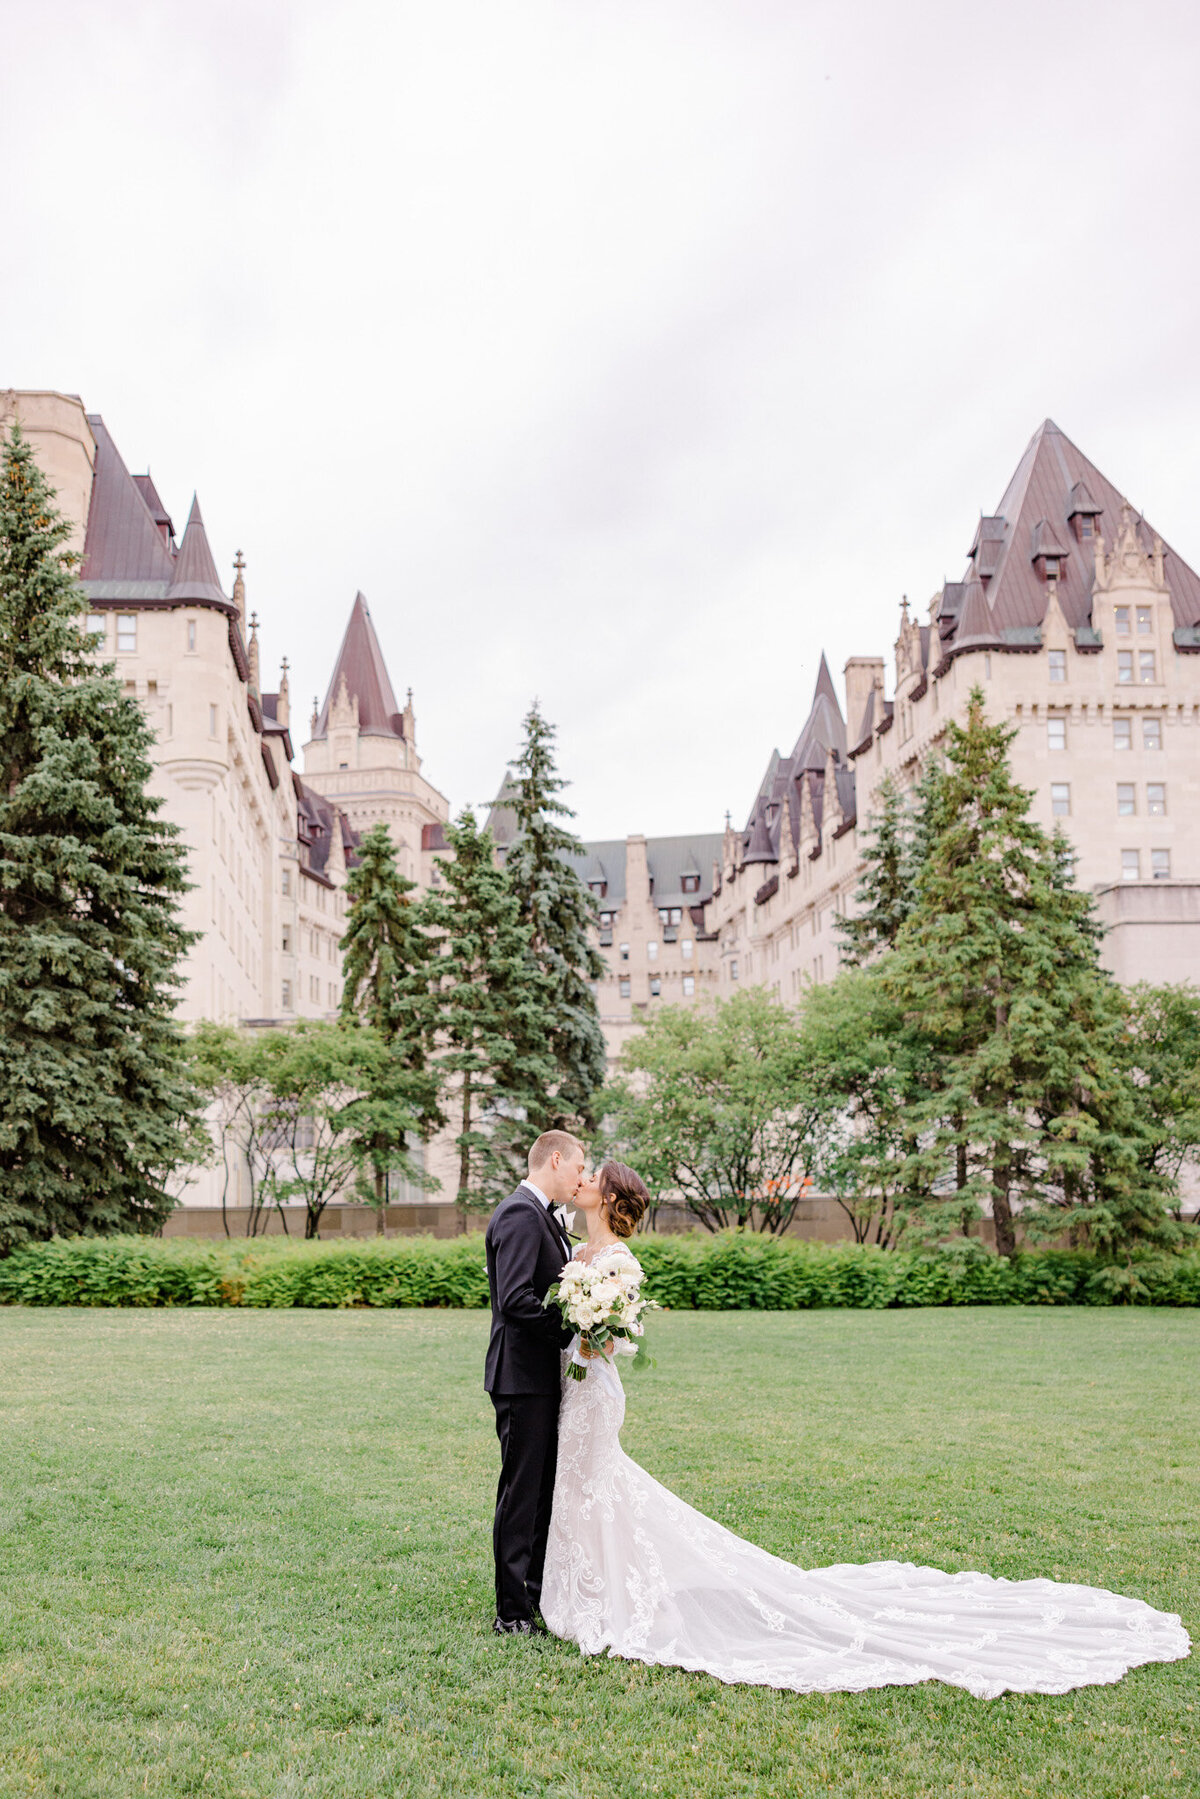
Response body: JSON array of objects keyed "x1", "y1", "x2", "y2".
[{"x1": 0, "y1": 1309, "x2": 1195, "y2": 1799}]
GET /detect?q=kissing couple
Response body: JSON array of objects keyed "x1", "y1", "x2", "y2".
[{"x1": 483, "y1": 1132, "x2": 1188, "y2": 1697}]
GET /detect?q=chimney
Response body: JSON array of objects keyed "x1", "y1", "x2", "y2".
[{"x1": 843, "y1": 656, "x2": 884, "y2": 747}]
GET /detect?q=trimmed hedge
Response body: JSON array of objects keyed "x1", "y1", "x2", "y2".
[{"x1": 1, "y1": 1231, "x2": 1199, "y2": 1309}]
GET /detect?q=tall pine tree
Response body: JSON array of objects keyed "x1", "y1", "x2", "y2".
[
  {"x1": 427, "y1": 808, "x2": 557, "y2": 1206},
  {"x1": 838, "y1": 762, "x2": 943, "y2": 966},
  {"x1": 505, "y1": 702, "x2": 606, "y2": 1126},
  {"x1": 0, "y1": 425, "x2": 199, "y2": 1250},
  {"x1": 338, "y1": 821, "x2": 442, "y2": 1226},
  {"x1": 883, "y1": 688, "x2": 1170, "y2": 1256}
]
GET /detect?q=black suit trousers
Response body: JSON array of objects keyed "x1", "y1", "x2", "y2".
[{"x1": 491, "y1": 1392, "x2": 560, "y2": 1622}]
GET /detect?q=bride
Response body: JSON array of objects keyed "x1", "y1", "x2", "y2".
[{"x1": 540, "y1": 1160, "x2": 1190, "y2": 1699}]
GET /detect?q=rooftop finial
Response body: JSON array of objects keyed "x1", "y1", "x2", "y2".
[
  {"x1": 406, "y1": 686, "x2": 413, "y2": 706},
  {"x1": 247, "y1": 609, "x2": 260, "y2": 694},
  {"x1": 311, "y1": 695, "x2": 319, "y2": 732},
  {"x1": 232, "y1": 549, "x2": 246, "y2": 623}
]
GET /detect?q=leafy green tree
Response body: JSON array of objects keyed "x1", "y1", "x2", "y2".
[
  {"x1": 505, "y1": 702, "x2": 606, "y2": 1127},
  {"x1": 883, "y1": 688, "x2": 1173, "y2": 1257},
  {"x1": 603, "y1": 989, "x2": 822, "y2": 1233},
  {"x1": 1119, "y1": 983, "x2": 1200, "y2": 1219},
  {"x1": 339, "y1": 821, "x2": 442, "y2": 1229},
  {"x1": 188, "y1": 1022, "x2": 282, "y2": 1237},
  {"x1": 796, "y1": 969, "x2": 925, "y2": 1247},
  {"x1": 838, "y1": 762, "x2": 943, "y2": 966},
  {"x1": 255, "y1": 1020, "x2": 428, "y2": 1239},
  {"x1": 427, "y1": 808, "x2": 557, "y2": 1206},
  {"x1": 0, "y1": 424, "x2": 200, "y2": 1252}
]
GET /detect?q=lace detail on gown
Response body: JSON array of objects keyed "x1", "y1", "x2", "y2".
[{"x1": 541, "y1": 1250, "x2": 1190, "y2": 1699}]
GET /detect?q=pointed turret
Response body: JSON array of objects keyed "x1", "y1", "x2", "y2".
[
  {"x1": 247, "y1": 611, "x2": 261, "y2": 694},
  {"x1": 169, "y1": 496, "x2": 228, "y2": 607},
  {"x1": 80, "y1": 417, "x2": 175, "y2": 586},
  {"x1": 232, "y1": 549, "x2": 246, "y2": 624},
  {"x1": 313, "y1": 592, "x2": 405, "y2": 739}
]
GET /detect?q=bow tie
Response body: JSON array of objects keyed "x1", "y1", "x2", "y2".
[{"x1": 553, "y1": 1205, "x2": 575, "y2": 1235}]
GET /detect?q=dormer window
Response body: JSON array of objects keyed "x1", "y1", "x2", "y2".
[
  {"x1": 1077, "y1": 516, "x2": 1095, "y2": 539},
  {"x1": 1044, "y1": 557, "x2": 1060, "y2": 581},
  {"x1": 588, "y1": 879, "x2": 607, "y2": 897},
  {"x1": 681, "y1": 873, "x2": 700, "y2": 894}
]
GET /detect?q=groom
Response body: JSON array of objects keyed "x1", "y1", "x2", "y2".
[{"x1": 484, "y1": 1130, "x2": 585, "y2": 1635}]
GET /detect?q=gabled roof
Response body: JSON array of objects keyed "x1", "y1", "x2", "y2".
[
  {"x1": 943, "y1": 419, "x2": 1200, "y2": 645},
  {"x1": 80, "y1": 415, "x2": 176, "y2": 590},
  {"x1": 314, "y1": 592, "x2": 405, "y2": 739},
  {"x1": 561, "y1": 833, "x2": 725, "y2": 908},
  {"x1": 169, "y1": 497, "x2": 228, "y2": 606}
]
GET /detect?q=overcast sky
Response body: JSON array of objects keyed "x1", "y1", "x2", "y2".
[{"x1": 4, "y1": 0, "x2": 1199, "y2": 839}]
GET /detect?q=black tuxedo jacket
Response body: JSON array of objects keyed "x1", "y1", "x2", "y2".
[{"x1": 484, "y1": 1184, "x2": 575, "y2": 1395}]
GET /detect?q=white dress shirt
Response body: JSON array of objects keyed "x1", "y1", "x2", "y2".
[{"x1": 523, "y1": 1179, "x2": 551, "y2": 1210}]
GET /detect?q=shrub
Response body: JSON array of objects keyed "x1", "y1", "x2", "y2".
[{"x1": 0, "y1": 1231, "x2": 1196, "y2": 1309}]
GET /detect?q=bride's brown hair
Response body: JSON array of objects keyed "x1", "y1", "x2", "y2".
[{"x1": 598, "y1": 1160, "x2": 651, "y2": 1239}]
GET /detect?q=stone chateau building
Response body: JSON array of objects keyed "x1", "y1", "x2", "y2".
[
  {"x1": 4, "y1": 389, "x2": 448, "y2": 1216},
  {"x1": 7, "y1": 393, "x2": 1200, "y2": 1225},
  {"x1": 708, "y1": 419, "x2": 1200, "y2": 998}
]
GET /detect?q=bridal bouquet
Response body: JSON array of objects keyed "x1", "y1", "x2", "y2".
[{"x1": 545, "y1": 1250, "x2": 659, "y2": 1381}]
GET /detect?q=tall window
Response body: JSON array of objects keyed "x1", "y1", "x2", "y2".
[
  {"x1": 618, "y1": 977, "x2": 631, "y2": 999},
  {"x1": 281, "y1": 869, "x2": 291, "y2": 896},
  {"x1": 1121, "y1": 850, "x2": 1140, "y2": 881},
  {"x1": 281, "y1": 979, "x2": 293, "y2": 1010},
  {"x1": 730, "y1": 959, "x2": 739, "y2": 981},
  {"x1": 209, "y1": 704, "x2": 218, "y2": 737},
  {"x1": 281, "y1": 926, "x2": 291, "y2": 952},
  {"x1": 1152, "y1": 849, "x2": 1171, "y2": 880},
  {"x1": 1117, "y1": 784, "x2": 1136, "y2": 816},
  {"x1": 1113, "y1": 718, "x2": 1132, "y2": 750},
  {"x1": 649, "y1": 977, "x2": 661, "y2": 998},
  {"x1": 1050, "y1": 783, "x2": 1070, "y2": 817},
  {"x1": 85, "y1": 612, "x2": 105, "y2": 638},
  {"x1": 187, "y1": 619, "x2": 197, "y2": 652},
  {"x1": 1117, "y1": 651, "x2": 1133, "y2": 684},
  {"x1": 682, "y1": 974, "x2": 695, "y2": 997},
  {"x1": 1139, "y1": 650, "x2": 1156, "y2": 683},
  {"x1": 1137, "y1": 606, "x2": 1153, "y2": 634},
  {"x1": 619, "y1": 941, "x2": 629, "y2": 962},
  {"x1": 646, "y1": 941, "x2": 658, "y2": 962},
  {"x1": 681, "y1": 939, "x2": 694, "y2": 960},
  {"x1": 1143, "y1": 717, "x2": 1163, "y2": 750},
  {"x1": 1115, "y1": 606, "x2": 1131, "y2": 635},
  {"x1": 116, "y1": 614, "x2": 136, "y2": 652},
  {"x1": 1047, "y1": 718, "x2": 1067, "y2": 751},
  {"x1": 1147, "y1": 783, "x2": 1166, "y2": 816},
  {"x1": 1048, "y1": 649, "x2": 1066, "y2": 683}
]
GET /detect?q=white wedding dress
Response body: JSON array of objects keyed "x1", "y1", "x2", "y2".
[{"x1": 541, "y1": 1246, "x2": 1190, "y2": 1699}]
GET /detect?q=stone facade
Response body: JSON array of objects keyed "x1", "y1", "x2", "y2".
[{"x1": 708, "y1": 420, "x2": 1200, "y2": 1002}]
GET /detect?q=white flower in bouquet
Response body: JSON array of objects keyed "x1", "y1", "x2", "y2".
[{"x1": 544, "y1": 1252, "x2": 660, "y2": 1380}]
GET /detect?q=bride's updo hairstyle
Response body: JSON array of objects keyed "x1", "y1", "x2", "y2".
[{"x1": 598, "y1": 1160, "x2": 651, "y2": 1239}]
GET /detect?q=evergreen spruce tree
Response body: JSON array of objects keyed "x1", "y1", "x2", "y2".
[
  {"x1": 427, "y1": 808, "x2": 557, "y2": 1205},
  {"x1": 838, "y1": 763, "x2": 943, "y2": 965},
  {"x1": 883, "y1": 687, "x2": 1171, "y2": 1256},
  {"x1": 0, "y1": 425, "x2": 199, "y2": 1250},
  {"x1": 338, "y1": 821, "x2": 442, "y2": 1227},
  {"x1": 505, "y1": 701, "x2": 606, "y2": 1126}
]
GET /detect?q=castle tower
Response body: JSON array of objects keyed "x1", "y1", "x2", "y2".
[{"x1": 302, "y1": 591, "x2": 449, "y2": 886}]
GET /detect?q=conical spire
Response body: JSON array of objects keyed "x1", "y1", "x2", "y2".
[
  {"x1": 277, "y1": 657, "x2": 290, "y2": 729},
  {"x1": 169, "y1": 496, "x2": 227, "y2": 606},
  {"x1": 314, "y1": 592, "x2": 404, "y2": 739},
  {"x1": 232, "y1": 549, "x2": 246, "y2": 623}
]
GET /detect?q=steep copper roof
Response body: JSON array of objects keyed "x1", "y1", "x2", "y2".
[
  {"x1": 169, "y1": 497, "x2": 228, "y2": 606},
  {"x1": 314, "y1": 592, "x2": 405, "y2": 740},
  {"x1": 132, "y1": 473, "x2": 174, "y2": 542},
  {"x1": 736, "y1": 657, "x2": 851, "y2": 874},
  {"x1": 80, "y1": 416, "x2": 175, "y2": 590},
  {"x1": 943, "y1": 419, "x2": 1200, "y2": 646}
]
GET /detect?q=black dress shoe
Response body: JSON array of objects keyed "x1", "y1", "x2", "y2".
[{"x1": 492, "y1": 1616, "x2": 546, "y2": 1636}]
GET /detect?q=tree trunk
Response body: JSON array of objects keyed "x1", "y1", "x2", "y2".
[
  {"x1": 457, "y1": 1072, "x2": 472, "y2": 1204},
  {"x1": 992, "y1": 1146, "x2": 1017, "y2": 1258},
  {"x1": 375, "y1": 1160, "x2": 386, "y2": 1236}
]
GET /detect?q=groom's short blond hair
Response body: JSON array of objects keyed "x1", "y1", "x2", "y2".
[{"x1": 528, "y1": 1130, "x2": 584, "y2": 1171}]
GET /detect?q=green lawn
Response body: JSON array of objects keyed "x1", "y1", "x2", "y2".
[{"x1": 0, "y1": 1310, "x2": 1195, "y2": 1799}]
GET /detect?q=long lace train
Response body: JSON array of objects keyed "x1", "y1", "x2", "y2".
[{"x1": 541, "y1": 1295, "x2": 1189, "y2": 1698}]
